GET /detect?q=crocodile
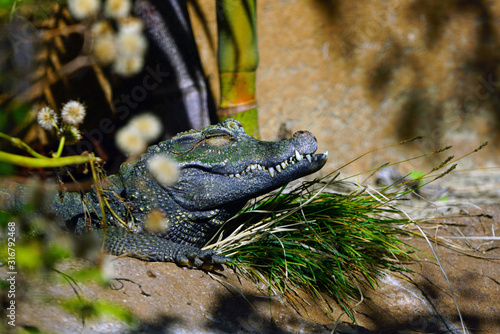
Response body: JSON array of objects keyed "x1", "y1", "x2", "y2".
[{"x1": 4, "y1": 119, "x2": 328, "y2": 269}]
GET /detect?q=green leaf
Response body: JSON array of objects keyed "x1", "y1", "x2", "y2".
[
  {"x1": 0, "y1": 161, "x2": 16, "y2": 175},
  {"x1": 0, "y1": 111, "x2": 8, "y2": 133},
  {"x1": 61, "y1": 297, "x2": 136, "y2": 325},
  {"x1": 15, "y1": 241, "x2": 43, "y2": 270},
  {"x1": 410, "y1": 170, "x2": 425, "y2": 180},
  {"x1": 0, "y1": 0, "x2": 16, "y2": 9},
  {"x1": 13, "y1": 103, "x2": 31, "y2": 124}
]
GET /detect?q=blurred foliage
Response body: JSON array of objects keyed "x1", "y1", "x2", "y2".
[{"x1": 61, "y1": 297, "x2": 137, "y2": 327}]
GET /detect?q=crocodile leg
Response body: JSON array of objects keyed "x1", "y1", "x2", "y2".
[{"x1": 102, "y1": 227, "x2": 229, "y2": 270}]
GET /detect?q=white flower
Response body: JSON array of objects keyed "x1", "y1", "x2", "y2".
[
  {"x1": 99, "y1": 255, "x2": 116, "y2": 282},
  {"x1": 129, "y1": 113, "x2": 162, "y2": 142},
  {"x1": 112, "y1": 20, "x2": 148, "y2": 76},
  {"x1": 61, "y1": 100, "x2": 86, "y2": 125},
  {"x1": 68, "y1": 0, "x2": 100, "y2": 21},
  {"x1": 93, "y1": 34, "x2": 117, "y2": 65},
  {"x1": 104, "y1": 0, "x2": 132, "y2": 19},
  {"x1": 116, "y1": 28, "x2": 147, "y2": 56},
  {"x1": 112, "y1": 54, "x2": 144, "y2": 77},
  {"x1": 37, "y1": 106, "x2": 57, "y2": 130},
  {"x1": 144, "y1": 210, "x2": 170, "y2": 233},
  {"x1": 117, "y1": 17, "x2": 144, "y2": 34},
  {"x1": 91, "y1": 20, "x2": 114, "y2": 38},
  {"x1": 115, "y1": 126, "x2": 147, "y2": 156},
  {"x1": 147, "y1": 155, "x2": 179, "y2": 187}
]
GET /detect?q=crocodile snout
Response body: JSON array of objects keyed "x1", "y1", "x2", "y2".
[{"x1": 292, "y1": 130, "x2": 317, "y2": 144}]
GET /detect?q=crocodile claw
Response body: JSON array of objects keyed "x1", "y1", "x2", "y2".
[{"x1": 175, "y1": 246, "x2": 229, "y2": 270}]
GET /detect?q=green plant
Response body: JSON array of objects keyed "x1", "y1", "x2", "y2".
[
  {"x1": 208, "y1": 174, "x2": 416, "y2": 320},
  {"x1": 207, "y1": 140, "x2": 488, "y2": 321}
]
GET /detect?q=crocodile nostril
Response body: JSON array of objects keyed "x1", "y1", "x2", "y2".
[
  {"x1": 293, "y1": 130, "x2": 317, "y2": 143},
  {"x1": 293, "y1": 131, "x2": 308, "y2": 137}
]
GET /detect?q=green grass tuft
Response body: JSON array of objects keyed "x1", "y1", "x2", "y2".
[
  {"x1": 207, "y1": 142, "x2": 486, "y2": 321},
  {"x1": 208, "y1": 175, "x2": 417, "y2": 320}
]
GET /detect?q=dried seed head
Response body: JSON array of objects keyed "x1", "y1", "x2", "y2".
[
  {"x1": 91, "y1": 20, "x2": 114, "y2": 38},
  {"x1": 129, "y1": 113, "x2": 162, "y2": 142},
  {"x1": 115, "y1": 126, "x2": 147, "y2": 156},
  {"x1": 474, "y1": 142, "x2": 488, "y2": 152},
  {"x1": 93, "y1": 34, "x2": 117, "y2": 65},
  {"x1": 37, "y1": 106, "x2": 57, "y2": 130},
  {"x1": 112, "y1": 54, "x2": 144, "y2": 77},
  {"x1": 144, "y1": 210, "x2": 170, "y2": 233},
  {"x1": 116, "y1": 28, "x2": 148, "y2": 56},
  {"x1": 147, "y1": 155, "x2": 180, "y2": 187},
  {"x1": 399, "y1": 136, "x2": 423, "y2": 145},
  {"x1": 117, "y1": 17, "x2": 144, "y2": 34},
  {"x1": 68, "y1": 0, "x2": 100, "y2": 21},
  {"x1": 61, "y1": 125, "x2": 82, "y2": 145},
  {"x1": 435, "y1": 145, "x2": 453, "y2": 154},
  {"x1": 104, "y1": 0, "x2": 132, "y2": 19},
  {"x1": 61, "y1": 100, "x2": 86, "y2": 125}
]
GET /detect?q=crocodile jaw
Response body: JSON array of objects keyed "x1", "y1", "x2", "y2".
[
  {"x1": 168, "y1": 151, "x2": 327, "y2": 211},
  {"x1": 224, "y1": 150, "x2": 328, "y2": 179}
]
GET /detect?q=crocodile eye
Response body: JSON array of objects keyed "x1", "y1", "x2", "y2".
[
  {"x1": 205, "y1": 135, "x2": 232, "y2": 146},
  {"x1": 204, "y1": 128, "x2": 233, "y2": 146},
  {"x1": 204, "y1": 127, "x2": 232, "y2": 138},
  {"x1": 170, "y1": 133, "x2": 203, "y2": 153},
  {"x1": 226, "y1": 120, "x2": 241, "y2": 130}
]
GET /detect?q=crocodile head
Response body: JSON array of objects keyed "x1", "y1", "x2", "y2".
[
  {"x1": 161, "y1": 119, "x2": 328, "y2": 211},
  {"x1": 122, "y1": 118, "x2": 327, "y2": 246}
]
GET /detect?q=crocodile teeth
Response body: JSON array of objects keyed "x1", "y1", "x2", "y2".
[
  {"x1": 227, "y1": 150, "x2": 326, "y2": 179},
  {"x1": 295, "y1": 150, "x2": 303, "y2": 161}
]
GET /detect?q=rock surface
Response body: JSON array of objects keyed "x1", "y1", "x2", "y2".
[{"x1": 190, "y1": 0, "x2": 500, "y2": 174}]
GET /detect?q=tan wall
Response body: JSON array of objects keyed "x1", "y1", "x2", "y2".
[{"x1": 190, "y1": 1, "x2": 500, "y2": 175}]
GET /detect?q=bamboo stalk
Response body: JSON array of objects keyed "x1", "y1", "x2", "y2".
[{"x1": 216, "y1": 0, "x2": 259, "y2": 138}]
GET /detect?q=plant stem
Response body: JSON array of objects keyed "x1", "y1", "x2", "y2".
[
  {"x1": 0, "y1": 151, "x2": 99, "y2": 168},
  {"x1": 54, "y1": 136, "x2": 65, "y2": 158},
  {"x1": 0, "y1": 132, "x2": 47, "y2": 159},
  {"x1": 89, "y1": 154, "x2": 107, "y2": 244}
]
